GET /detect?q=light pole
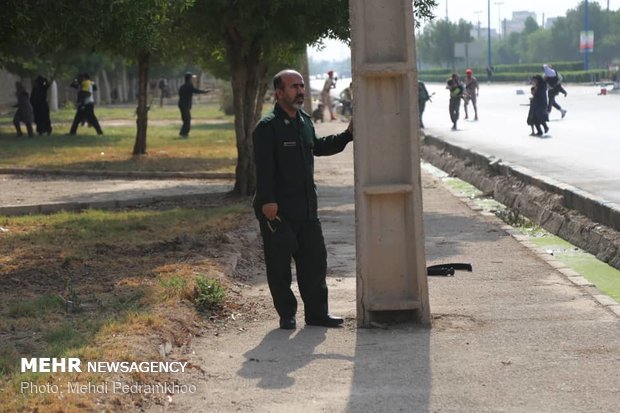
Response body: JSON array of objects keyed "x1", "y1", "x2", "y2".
[
  {"x1": 487, "y1": 0, "x2": 492, "y2": 73},
  {"x1": 584, "y1": 0, "x2": 589, "y2": 70},
  {"x1": 474, "y1": 10, "x2": 482, "y2": 38},
  {"x1": 494, "y1": 1, "x2": 504, "y2": 38}
]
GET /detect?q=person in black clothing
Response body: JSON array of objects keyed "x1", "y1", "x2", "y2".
[
  {"x1": 418, "y1": 81, "x2": 430, "y2": 129},
  {"x1": 13, "y1": 81, "x2": 34, "y2": 137},
  {"x1": 252, "y1": 69, "x2": 353, "y2": 330},
  {"x1": 178, "y1": 72, "x2": 209, "y2": 137},
  {"x1": 528, "y1": 75, "x2": 549, "y2": 136},
  {"x1": 30, "y1": 75, "x2": 52, "y2": 136}
]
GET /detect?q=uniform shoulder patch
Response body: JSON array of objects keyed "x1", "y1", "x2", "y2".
[{"x1": 258, "y1": 112, "x2": 276, "y2": 125}]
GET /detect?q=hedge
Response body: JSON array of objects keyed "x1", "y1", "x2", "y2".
[{"x1": 419, "y1": 68, "x2": 612, "y2": 83}]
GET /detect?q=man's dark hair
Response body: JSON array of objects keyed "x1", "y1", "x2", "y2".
[
  {"x1": 273, "y1": 69, "x2": 300, "y2": 90},
  {"x1": 273, "y1": 72, "x2": 285, "y2": 90}
]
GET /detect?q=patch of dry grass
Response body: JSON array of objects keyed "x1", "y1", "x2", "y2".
[{"x1": 0, "y1": 197, "x2": 253, "y2": 411}]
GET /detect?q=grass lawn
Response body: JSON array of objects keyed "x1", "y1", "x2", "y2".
[
  {"x1": 0, "y1": 103, "x2": 237, "y2": 173},
  {"x1": 0, "y1": 196, "x2": 254, "y2": 411}
]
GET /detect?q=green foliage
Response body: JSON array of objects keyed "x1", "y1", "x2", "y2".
[
  {"x1": 193, "y1": 276, "x2": 225, "y2": 312},
  {"x1": 417, "y1": 18, "x2": 474, "y2": 68},
  {"x1": 159, "y1": 275, "x2": 189, "y2": 301},
  {"x1": 418, "y1": 2, "x2": 620, "y2": 69},
  {"x1": 5, "y1": 295, "x2": 64, "y2": 318}
]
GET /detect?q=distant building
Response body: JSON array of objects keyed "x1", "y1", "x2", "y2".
[
  {"x1": 504, "y1": 11, "x2": 537, "y2": 35},
  {"x1": 470, "y1": 27, "x2": 499, "y2": 40},
  {"x1": 545, "y1": 17, "x2": 558, "y2": 29}
]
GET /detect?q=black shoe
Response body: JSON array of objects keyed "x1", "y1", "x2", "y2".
[
  {"x1": 305, "y1": 315, "x2": 344, "y2": 328},
  {"x1": 279, "y1": 316, "x2": 296, "y2": 330}
]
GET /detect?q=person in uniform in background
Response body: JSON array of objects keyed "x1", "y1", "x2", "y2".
[
  {"x1": 178, "y1": 72, "x2": 209, "y2": 138},
  {"x1": 339, "y1": 81, "x2": 352, "y2": 118},
  {"x1": 446, "y1": 73, "x2": 464, "y2": 130},
  {"x1": 30, "y1": 75, "x2": 52, "y2": 136},
  {"x1": 321, "y1": 70, "x2": 337, "y2": 121},
  {"x1": 542, "y1": 64, "x2": 567, "y2": 118},
  {"x1": 418, "y1": 80, "x2": 430, "y2": 129},
  {"x1": 463, "y1": 69, "x2": 479, "y2": 121},
  {"x1": 13, "y1": 81, "x2": 34, "y2": 137},
  {"x1": 252, "y1": 69, "x2": 353, "y2": 330}
]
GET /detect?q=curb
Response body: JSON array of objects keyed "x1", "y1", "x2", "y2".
[
  {"x1": 0, "y1": 192, "x2": 221, "y2": 216},
  {"x1": 0, "y1": 168, "x2": 235, "y2": 180},
  {"x1": 422, "y1": 134, "x2": 620, "y2": 233},
  {"x1": 421, "y1": 134, "x2": 620, "y2": 270}
]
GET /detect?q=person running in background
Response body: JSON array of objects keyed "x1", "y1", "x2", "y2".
[
  {"x1": 446, "y1": 73, "x2": 464, "y2": 130},
  {"x1": 542, "y1": 64, "x2": 567, "y2": 118},
  {"x1": 30, "y1": 75, "x2": 52, "y2": 135},
  {"x1": 463, "y1": 69, "x2": 479, "y2": 121},
  {"x1": 13, "y1": 81, "x2": 34, "y2": 137},
  {"x1": 321, "y1": 70, "x2": 337, "y2": 121}
]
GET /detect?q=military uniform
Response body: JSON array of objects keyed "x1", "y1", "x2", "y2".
[
  {"x1": 178, "y1": 81, "x2": 207, "y2": 137},
  {"x1": 253, "y1": 103, "x2": 352, "y2": 321}
]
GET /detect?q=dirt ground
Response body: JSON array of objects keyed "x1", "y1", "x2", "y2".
[
  {"x1": 141, "y1": 123, "x2": 620, "y2": 413},
  {"x1": 1, "y1": 121, "x2": 619, "y2": 412}
]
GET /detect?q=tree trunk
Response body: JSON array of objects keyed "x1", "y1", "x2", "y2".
[
  {"x1": 133, "y1": 52, "x2": 150, "y2": 155},
  {"x1": 227, "y1": 28, "x2": 260, "y2": 196},
  {"x1": 253, "y1": 61, "x2": 270, "y2": 125},
  {"x1": 101, "y1": 68, "x2": 112, "y2": 104},
  {"x1": 300, "y1": 49, "x2": 313, "y2": 114},
  {"x1": 121, "y1": 65, "x2": 128, "y2": 102},
  {"x1": 94, "y1": 75, "x2": 102, "y2": 105}
]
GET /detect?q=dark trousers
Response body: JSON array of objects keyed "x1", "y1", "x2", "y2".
[
  {"x1": 449, "y1": 97, "x2": 461, "y2": 125},
  {"x1": 33, "y1": 103, "x2": 52, "y2": 135},
  {"x1": 70, "y1": 104, "x2": 102, "y2": 134},
  {"x1": 418, "y1": 101, "x2": 426, "y2": 128},
  {"x1": 13, "y1": 113, "x2": 33, "y2": 137},
  {"x1": 547, "y1": 90, "x2": 562, "y2": 113},
  {"x1": 258, "y1": 218, "x2": 329, "y2": 320},
  {"x1": 179, "y1": 106, "x2": 191, "y2": 136}
]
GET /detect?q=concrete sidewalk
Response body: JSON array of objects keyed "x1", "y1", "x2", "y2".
[
  {"x1": 1, "y1": 122, "x2": 618, "y2": 412},
  {"x1": 150, "y1": 122, "x2": 619, "y2": 413}
]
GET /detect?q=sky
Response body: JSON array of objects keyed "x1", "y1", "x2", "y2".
[{"x1": 307, "y1": 0, "x2": 620, "y2": 61}]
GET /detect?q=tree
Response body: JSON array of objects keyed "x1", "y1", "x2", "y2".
[
  {"x1": 522, "y1": 16, "x2": 539, "y2": 35},
  {"x1": 417, "y1": 19, "x2": 473, "y2": 68},
  {"x1": 183, "y1": 0, "x2": 438, "y2": 196},
  {"x1": 95, "y1": 0, "x2": 194, "y2": 155}
]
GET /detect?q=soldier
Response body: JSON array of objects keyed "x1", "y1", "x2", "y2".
[
  {"x1": 446, "y1": 73, "x2": 464, "y2": 130},
  {"x1": 463, "y1": 69, "x2": 479, "y2": 121},
  {"x1": 178, "y1": 72, "x2": 209, "y2": 138},
  {"x1": 418, "y1": 80, "x2": 430, "y2": 129},
  {"x1": 253, "y1": 69, "x2": 353, "y2": 329},
  {"x1": 321, "y1": 70, "x2": 337, "y2": 121}
]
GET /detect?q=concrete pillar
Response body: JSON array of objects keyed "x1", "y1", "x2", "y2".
[{"x1": 350, "y1": 0, "x2": 430, "y2": 326}]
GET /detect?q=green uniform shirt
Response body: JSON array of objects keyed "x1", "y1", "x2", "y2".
[{"x1": 253, "y1": 103, "x2": 353, "y2": 221}]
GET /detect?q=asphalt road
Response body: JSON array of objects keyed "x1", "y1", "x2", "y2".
[{"x1": 421, "y1": 82, "x2": 620, "y2": 205}]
